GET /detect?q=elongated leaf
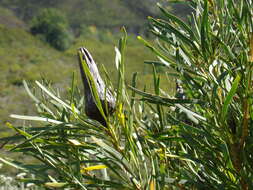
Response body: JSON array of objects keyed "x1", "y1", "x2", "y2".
[
  {"x1": 23, "y1": 80, "x2": 55, "y2": 116},
  {"x1": 45, "y1": 182, "x2": 68, "y2": 188},
  {"x1": 10, "y1": 114, "x2": 64, "y2": 125},
  {"x1": 81, "y1": 164, "x2": 107, "y2": 172},
  {"x1": 149, "y1": 17, "x2": 200, "y2": 53},
  {"x1": 6, "y1": 122, "x2": 32, "y2": 138},
  {"x1": 137, "y1": 36, "x2": 177, "y2": 66},
  {"x1": 221, "y1": 75, "x2": 241, "y2": 122},
  {"x1": 200, "y1": 0, "x2": 210, "y2": 60},
  {"x1": 0, "y1": 157, "x2": 29, "y2": 172},
  {"x1": 91, "y1": 136, "x2": 136, "y2": 181},
  {"x1": 158, "y1": 5, "x2": 198, "y2": 42},
  {"x1": 36, "y1": 81, "x2": 80, "y2": 114},
  {"x1": 129, "y1": 86, "x2": 203, "y2": 104}
]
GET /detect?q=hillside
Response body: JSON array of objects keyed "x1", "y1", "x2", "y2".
[
  {"x1": 0, "y1": 6, "x2": 26, "y2": 28},
  {"x1": 0, "y1": 23, "x2": 75, "y2": 127},
  {"x1": 0, "y1": 0, "x2": 192, "y2": 35},
  {"x1": 0, "y1": 0, "x2": 165, "y2": 35}
]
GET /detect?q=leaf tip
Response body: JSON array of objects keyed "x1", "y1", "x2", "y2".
[
  {"x1": 5, "y1": 122, "x2": 12, "y2": 128},
  {"x1": 137, "y1": 36, "x2": 142, "y2": 40}
]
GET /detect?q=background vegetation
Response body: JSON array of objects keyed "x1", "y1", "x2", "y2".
[
  {"x1": 30, "y1": 8, "x2": 73, "y2": 51},
  {"x1": 0, "y1": 0, "x2": 164, "y2": 34}
]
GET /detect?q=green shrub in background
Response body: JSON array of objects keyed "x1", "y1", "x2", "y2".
[
  {"x1": 1, "y1": 0, "x2": 253, "y2": 189},
  {"x1": 30, "y1": 8, "x2": 73, "y2": 51}
]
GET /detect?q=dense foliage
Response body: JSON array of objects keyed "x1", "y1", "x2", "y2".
[
  {"x1": 1, "y1": 0, "x2": 253, "y2": 189},
  {"x1": 142, "y1": 0, "x2": 253, "y2": 188},
  {"x1": 30, "y1": 8, "x2": 73, "y2": 51}
]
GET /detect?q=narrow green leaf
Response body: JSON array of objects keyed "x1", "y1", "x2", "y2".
[
  {"x1": 129, "y1": 86, "x2": 203, "y2": 105},
  {"x1": 157, "y1": 5, "x2": 198, "y2": 42},
  {"x1": 10, "y1": 114, "x2": 64, "y2": 125},
  {"x1": 45, "y1": 182, "x2": 68, "y2": 188},
  {"x1": 200, "y1": 0, "x2": 210, "y2": 60},
  {"x1": 35, "y1": 81, "x2": 80, "y2": 114},
  {"x1": 6, "y1": 122, "x2": 32, "y2": 138},
  {"x1": 149, "y1": 17, "x2": 200, "y2": 53},
  {"x1": 0, "y1": 157, "x2": 29, "y2": 172},
  {"x1": 221, "y1": 75, "x2": 241, "y2": 122},
  {"x1": 23, "y1": 80, "x2": 55, "y2": 116},
  {"x1": 130, "y1": 72, "x2": 138, "y2": 107}
]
